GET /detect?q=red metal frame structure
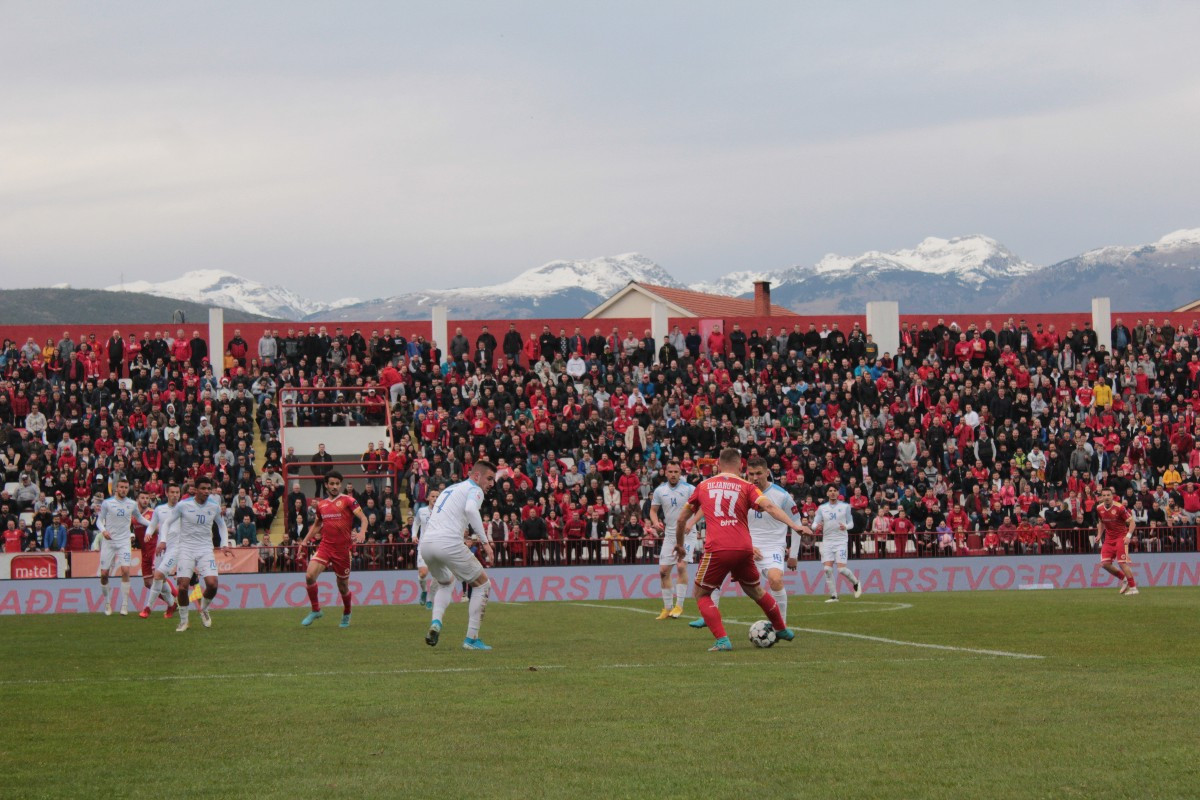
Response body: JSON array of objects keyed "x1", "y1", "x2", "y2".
[{"x1": 277, "y1": 385, "x2": 397, "y2": 535}]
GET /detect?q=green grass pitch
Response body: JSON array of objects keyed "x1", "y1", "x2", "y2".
[{"x1": 2, "y1": 588, "x2": 1197, "y2": 799}]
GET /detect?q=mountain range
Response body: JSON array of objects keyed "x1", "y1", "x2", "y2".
[{"x1": 97, "y1": 229, "x2": 1200, "y2": 321}]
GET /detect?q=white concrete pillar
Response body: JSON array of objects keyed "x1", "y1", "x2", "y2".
[
  {"x1": 431, "y1": 305, "x2": 449, "y2": 366},
  {"x1": 1091, "y1": 297, "x2": 1112, "y2": 353},
  {"x1": 208, "y1": 307, "x2": 225, "y2": 380},
  {"x1": 866, "y1": 301, "x2": 899, "y2": 359},
  {"x1": 650, "y1": 302, "x2": 668, "y2": 362}
]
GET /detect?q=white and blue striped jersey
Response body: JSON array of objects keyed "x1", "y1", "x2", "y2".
[
  {"x1": 812, "y1": 500, "x2": 854, "y2": 544},
  {"x1": 167, "y1": 495, "x2": 229, "y2": 549},
  {"x1": 748, "y1": 483, "x2": 799, "y2": 551},
  {"x1": 97, "y1": 496, "x2": 138, "y2": 544},
  {"x1": 651, "y1": 479, "x2": 696, "y2": 535},
  {"x1": 421, "y1": 479, "x2": 487, "y2": 545}
]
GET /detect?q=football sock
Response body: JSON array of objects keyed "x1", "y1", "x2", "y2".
[
  {"x1": 100, "y1": 582, "x2": 110, "y2": 605},
  {"x1": 696, "y1": 595, "x2": 726, "y2": 638},
  {"x1": 674, "y1": 584, "x2": 686, "y2": 607},
  {"x1": 838, "y1": 566, "x2": 858, "y2": 587},
  {"x1": 769, "y1": 588, "x2": 788, "y2": 625},
  {"x1": 824, "y1": 565, "x2": 836, "y2": 595},
  {"x1": 466, "y1": 583, "x2": 489, "y2": 639},
  {"x1": 754, "y1": 591, "x2": 787, "y2": 631},
  {"x1": 161, "y1": 583, "x2": 175, "y2": 605},
  {"x1": 431, "y1": 583, "x2": 454, "y2": 622},
  {"x1": 121, "y1": 579, "x2": 133, "y2": 608},
  {"x1": 710, "y1": 588, "x2": 721, "y2": 607},
  {"x1": 661, "y1": 588, "x2": 673, "y2": 609},
  {"x1": 148, "y1": 579, "x2": 163, "y2": 607},
  {"x1": 200, "y1": 595, "x2": 212, "y2": 612},
  {"x1": 179, "y1": 605, "x2": 189, "y2": 624},
  {"x1": 425, "y1": 576, "x2": 437, "y2": 599},
  {"x1": 1125, "y1": 572, "x2": 1137, "y2": 587},
  {"x1": 341, "y1": 591, "x2": 352, "y2": 615},
  {"x1": 306, "y1": 583, "x2": 320, "y2": 612}
]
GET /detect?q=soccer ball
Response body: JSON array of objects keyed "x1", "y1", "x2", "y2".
[{"x1": 748, "y1": 620, "x2": 777, "y2": 648}]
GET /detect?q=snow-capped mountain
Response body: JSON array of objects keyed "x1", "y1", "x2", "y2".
[
  {"x1": 91, "y1": 229, "x2": 1200, "y2": 320},
  {"x1": 313, "y1": 253, "x2": 681, "y2": 321},
  {"x1": 106, "y1": 270, "x2": 360, "y2": 320}
]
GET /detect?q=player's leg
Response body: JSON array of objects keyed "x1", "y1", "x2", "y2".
[
  {"x1": 764, "y1": 566, "x2": 788, "y2": 627},
  {"x1": 821, "y1": 557, "x2": 837, "y2": 601},
  {"x1": 836, "y1": 550, "x2": 862, "y2": 598},
  {"x1": 424, "y1": 550, "x2": 455, "y2": 646},
  {"x1": 199, "y1": 573, "x2": 218, "y2": 627},
  {"x1": 462, "y1": 571, "x2": 491, "y2": 649},
  {"x1": 656, "y1": 562, "x2": 674, "y2": 620},
  {"x1": 1100, "y1": 554, "x2": 1126, "y2": 591},
  {"x1": 302, "y1": 558, "x2": 326, "y2": 625},
  {"x1": 335, "y1": 566, "x2": 353, "y2": 627},
  {"x1": 117, "y1": 560, "x2": 134, "y2": 615},
  {"x1": 174, "y1": 565, "x2": 194, "y2": 631},
  {"x1": 1118, "y1": 560, "x2": 1138, "y2": 595},
  {"x1": 99, "y1": 562, "x2": 112, "y2": 615},
  {"x1": 738, "y1": 560, "x2": 788, "y2": 636},
  {"x1": 671, "y1": 558, "x2": 688, "y2": 617},
  {"x1": 692, "y1": 553, "x2": 731, "y2": 648}
]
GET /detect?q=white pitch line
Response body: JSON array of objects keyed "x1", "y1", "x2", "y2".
[{"x1": 572, "y1": 602, "x2": 1045, "y2": 660}]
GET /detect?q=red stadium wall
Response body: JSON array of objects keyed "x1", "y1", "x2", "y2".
[{"x1": 3, "y1": 309, "x2": 1196, "y2": 363}]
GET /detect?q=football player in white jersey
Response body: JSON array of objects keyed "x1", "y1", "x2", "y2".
[
  {"x1": 649, "y1": 460, "x2": 696, "y2": 620},
  {"x1": 139, "y1": 483, "x2": 182, "y2": 619},
  {"x1": 746, "y1": 457, "x2": 808, "y2": 627},
  {"x1": 97, "y1": 478, "x2": 138, "y2": 616},
  {"x1": 418, "y1": 461, "x2": 496, "y2": 650},
  {"x1": 166, "y1": 475, "x2": 228, "y2": 631},
  {"x1": 413, "y1": 488, "x2": 439, "y2": 610},
  {"x1": 811, "y1": 484, "x2": 862, "y2": 603}
]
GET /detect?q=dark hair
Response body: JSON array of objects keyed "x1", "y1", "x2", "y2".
[
  {"x1": 326, "y1": 470, "x2": 343, "y2": 483},
  {"x1": 194, "y1": 476, "x2": 213, "y2": 488},
  {"x1": 473, "y1": 459, "x2": 496, "y2": 473},
  {"x1": 746, "y1": 456, "x2": 768, "y2": 469}
]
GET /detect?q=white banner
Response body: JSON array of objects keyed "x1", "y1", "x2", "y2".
[
  {"x1": 0, "y1": 552, "x2": 68, "y2": 580},
  {"x1": 1, "y1": 552, "x2": 1198, "y2": 614}
]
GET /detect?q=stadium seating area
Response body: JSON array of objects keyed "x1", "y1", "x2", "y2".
[{"x1": 3, "y1": 315, "x2": 1200, "y2": 567}]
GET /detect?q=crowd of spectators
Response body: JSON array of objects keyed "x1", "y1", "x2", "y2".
[{"x1": 4, "y1": 312, "x2": 1200, "y2": 569}]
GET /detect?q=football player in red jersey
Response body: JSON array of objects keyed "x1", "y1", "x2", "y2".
[
  {"x1": 675, "y1": 448, "x2": 808, "y2": 651},
  {"x1": 299, "y1": 471, "x2": 370, "y2": 627},
  {"x1": 1096, "y1": 488, "x2": 1138, "y2": 596}
]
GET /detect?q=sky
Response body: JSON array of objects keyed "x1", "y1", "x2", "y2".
[{"x1": 2, "y1": 0, "x2": 1200, "y2": 301}]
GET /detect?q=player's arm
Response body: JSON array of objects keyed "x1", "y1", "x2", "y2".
[
  {"x1": 675, "y1": 506, "x2": 702, "y2": 559},
  {"x1": 785, "y1": 505, "x2": 809, "y2": 568},
  {"x1": 465, "y1": 490, "x2": 493, "y2": 562},
  {"x1": 755, "y1": 494, "x2": 808, "y2": 534},
  {"x1": 98, "y1": 500, "x2": 112, "y2": 540},
  {"x1": 214, "y1": 508, "x2": 230, "y2": 549},
  {"x1": 353, "y1": 506, "x2": 369, "y2": 543},
  {"x1": 1124, "y1": 508, "x2": 1135, "y2": 542},
  {"x1": 649, "y1": 499, "x2": 663, "y2": 531},
  {"x1": 300, "y1": 514, "x2": 322, "y2": 547}
]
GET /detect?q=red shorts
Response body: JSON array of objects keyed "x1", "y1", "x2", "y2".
[
  {"x1": 312, "y1": 543, "x2": 351, "y2": 579},
  {"x1": 1100, "y1": 538, "x2": 1130, "y2": 564},
  {"x1": 694, "y1": 549, "x2": 760, "y2": 590},
  {"x1": 140, "y1": 545, "x2": 156, "y2": 576}
]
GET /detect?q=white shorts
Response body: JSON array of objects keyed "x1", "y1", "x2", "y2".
[
  {"x1": 754, "y1": 546, "x2": 787, "y2": 576},
  {"x1": 176, "y1": 546, "x2": 218, "y2": 580},
  {"x1": 99, "y1": 540, "x2": 132, "y2": 572},
  {"x1": 658, "y1": 535, "x2": 698, "y2": 566},
  {"x1": 153, "y1": 544, "x2": 179, "y2": 576},
  {"x1": 416, "y1": 549, "x2": 427, "y2": 570},
  {"x1": 419, "y1": 539, "x2": 483, "y2": 585},
  {"x1": 820, "y1": 540, "x2": 849, "y2": 564}
]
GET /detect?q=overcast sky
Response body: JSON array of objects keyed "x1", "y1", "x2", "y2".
[{"x1": 2, "y1": 1, "x2": 1199, "y2": 299}]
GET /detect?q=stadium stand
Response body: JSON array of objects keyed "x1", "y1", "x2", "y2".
[{"x1": 1, "y1": 313, "x2": 1199, "y2": 571}]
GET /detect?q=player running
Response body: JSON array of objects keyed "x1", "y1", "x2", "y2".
[
  {"x1": 166, "y1": 476, "x2": 228, "y2": 632},
  {"x1": 419, "y1": 461, "x2": 497, "y2": 651},
  {"x1": 413, "y1": 487, "x2": 439, "y2": 610},
  {"x1": 1097, "y1": 488, "x2": 1139, "y2": 596},
  {"x1": 675, "y1": 448, "x2": 807, "y2": 651},
  {"x1": 139, "y1": 484, "x2": 182, "y2": 619},
  {"x1": 746, "y1": 457, "x2": 807, "y2": 627},
  {"x1": 97, "y1": 478, "x2": 138, "y2": 616},
  {"x1": 649, "y1": 460, "x2": 695, "y2": 620},
  {"x1": 812, "y1": 484, "x2": 863, "y2": 603},
  {"x1": 131, "y1": 490, "x2": 155, "y2": 610},
  {"x1": 300, "y1": 471, "x2": 370, "y2": 628}
]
